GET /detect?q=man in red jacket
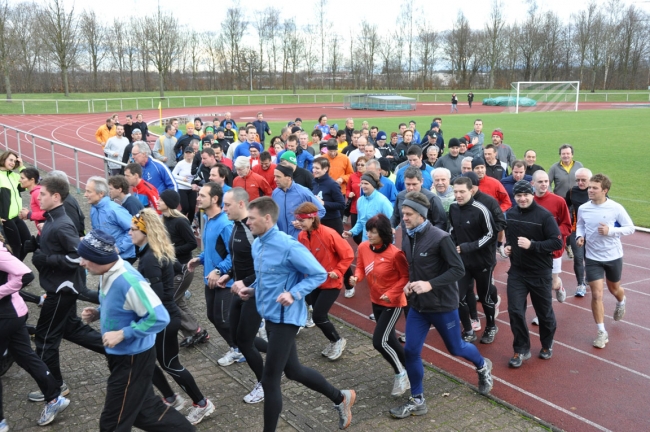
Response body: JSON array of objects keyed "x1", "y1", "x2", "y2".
[
  {"x1": 252, "y1": 151, "x2": 277, "y2": 189},
  {"x1": 533, "y1": 170, "x2": 572, "y2": 306},
  {"x1": 233, "y1": 156, "x2": 273, "y2": 200}
]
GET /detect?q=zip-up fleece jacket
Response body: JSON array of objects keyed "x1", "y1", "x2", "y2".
[
  {"x1": 473, "y1": 190, "x2": 507, "y2": 233},
  {"x1": 198, "y1": 211, "x2": 233, "y2": 286},
  {"x1": 137, "y1": 244, "x2": 180, "y2": 319},
  {"x1": 354, "y1": 242, "x2": 408, "y2": 307},
  {"x1": 324, "y1": 153, "x2": 354, "y2": 195},
  {"x1": 534, "y1": 191, "x2": 572, "y2": 259},
  {"x1": 478, "y1": 175, "x2": 512, "y2": 212},
  {"x1": 449, "y1": 198, "x2": 496, "y2": 269},
  {"x1": 312, "y1": 173, "x2": 345, "y2": 221},
  {"x1": 233, "y1": 171, "x2": 273, "y2": 201},
  {"x1": 0, "y1": 168, "x2": 25, "y2": 220},
  {"x1": 501, "y1": 174, "x2": 533, "y2": 204},
  {"x1": 227, "y1": 218, "x2": 256, "y2": 287},
  {"x1": 142, "y1": 157, "x2": 178, "y2": 193},
  {"x1": 163, "y1": 215, "x2": 197, "y2": 265},
  {"x1": 272, "y1": 182, "x2": 325, "y2": 239},
  {"x1": 27, "y1": 185, "x2": 46, "y2": 225},
  {"x1": 98, "y1": 258, "x2": 170, "y2": 355},
  {"x1": 505, "y1": 200, "x2": 563, "y2": 276},
  {"x1": 298, "y1": 224, "x2": 354, "y2": 289},
  {"x1": 251, "y1": 226, "x2": 327, "y2": 326},
  {"x1": 133, "y1": 179, "x2": 160, "y2": 211},
  {"x1": 350, "y1": 190, "x2": 393, "y2": 242},
  {"x1": 90, "y1": 196, "x2": 135, "y2": 259},
  {"x1": 0, "y1": 243, "x2": 31, "y2": 319},
  {"x1": 37, "y1": 205, "x2": 85, "y2": 294},
  {"x1": 395, "y1": 163, "x2": 434, "y2": 192},
  {"x1": 403, "y1": 222, "x2": 465, "y2": 314}
]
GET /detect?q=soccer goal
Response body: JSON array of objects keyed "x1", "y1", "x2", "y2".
[{"x1": 509, "y1": 81, "x2": 580, "y2": 113}]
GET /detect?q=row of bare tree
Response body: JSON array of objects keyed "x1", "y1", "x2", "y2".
[{"x1": 1, "y1": 0, "x2": 649, "y2": 98}]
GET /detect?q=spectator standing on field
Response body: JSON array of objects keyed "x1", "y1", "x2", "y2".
[{"x1": 451, "y1": 94, "x2": 459, "y2": 113}]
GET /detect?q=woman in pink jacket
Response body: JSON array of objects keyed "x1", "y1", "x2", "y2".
[
  {"x1": 0, "y1": 236, "x2": 70, "y2": 429},
  {"x1": 18, "y1": 167, "x2": 46, "y2": 232}
]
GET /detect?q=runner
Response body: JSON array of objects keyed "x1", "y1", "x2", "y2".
[
  {"x1": 565, "y1": 167, "x2": 592, "y2": 297},
  {"x1": 576, "y1": 174, "x2": 634, "y2": 348},
  {"x1": 237, "y1": 197, "x2": 355, "y2": 431},
  {"x1": 350, "y1": 214, "x2": 410, "y2": 396}
]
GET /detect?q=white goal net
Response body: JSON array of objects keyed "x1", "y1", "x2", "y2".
[{"x1": 508, "y1": 81, "x2": 580, "y2": 113}]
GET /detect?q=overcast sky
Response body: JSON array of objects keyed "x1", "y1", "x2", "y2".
[{"x1": 36, "y1": 0, "x2": 649, "y2": 40}]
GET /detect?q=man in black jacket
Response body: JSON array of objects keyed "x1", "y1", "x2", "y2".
[
  {"x1": 132, "y1": 113, "x2": 149, "y2": 140},
  {"x1": 390, "y1": 191, "x2": 493, "y2": 420},
  {"x1": 279, "y1": 151, "x2": 313, "y2": 190},
  {"x1": 173, "y1": 122, "x2": 201, "y2": 161},
  {"x1": 449, "y1": 177, "x2": 499, "y2": 345},
  {"x1": 218, "y1": 188, "x2": 267, "y2": 404},
  {"x1": 26, "y1": 176, "x2": 105, "y2": 402},
  {"x1": 565, "y1": 167, "x2": 592, "y2": 297},
  {"x1": 505, "y1": 180, "x2": 562, "y2": 368}
]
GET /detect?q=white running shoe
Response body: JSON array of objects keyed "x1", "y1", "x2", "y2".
[
  {"x1": 555, "y1": 284, "x2": 567, "y2": 303},
  {"x1": 305, "y1": 307, "x2": 315, "y2": 328},
  {"x1": 471, "y1": 319, "x2": 482, "y2": 332},
  {"x1": 162, "y1": 393, "x2": 187, "y2": 411},
  {"x1": 344, "y1": 288, "x2": 355, "y2": 298},
  {"x1": 391, "y1": 371, "x2": 411, "y2": 396},
  {"x1": 243, "y1": 382, "x2": 265, "y2": 404},
  {"x1": 327, "y1": 338, "x2": 347, "y2": 360},
  {"x1": 186, "y1": 399, "x2": 215, "y2": 425},
  {"x1": 613, "y1": 297, "x2": 626, "y2": 321},
  {"x1": 498, "y1": 244, "x2": 507, "y2": 258},
  {"x1": 575, "y1": 284, "x2": 587, "y2": 297},
  {"x1": 257, "y1": 319, "x2": 268, "y2": 342},
  {"x1": 494, "y1": 295, "x2": 501, "y2": 319},
  {"x1": 593, "y1": 330, "x2": 609, "y2": 348},
  {"x1": 218, "y1": 347, "x2": 244, "y2": 366},
  {"x1": 322, "y1": 341, "x2": 335, "y2": 357},
  {"x1": 531, "y1": 316, "x2": 539, "y2": 325}
]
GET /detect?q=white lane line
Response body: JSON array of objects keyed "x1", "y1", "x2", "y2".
[{"x1": 622, "y1": 242, "x2": 650, "y2": 251}]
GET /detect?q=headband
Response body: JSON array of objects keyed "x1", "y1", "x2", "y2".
[
  {"x1": 132, "y1": 214, "x2": 147, "y2": 234},
  {"x1": 361, "y1": 173, "x2": 379, "y2": 189},
  {"x1": 402, "y1": 199, "x2": 428, "y2": 219},
  {"x1": 275, "y1": 164, "x2": 294, "y2": 178},
  {"x1": 294, "y1": 212, "x2": 318, "y2": 220}
]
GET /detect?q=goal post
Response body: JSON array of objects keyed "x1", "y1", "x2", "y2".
[{"x1": 509, "y1": 81, "x2": 580, "y2": 113}]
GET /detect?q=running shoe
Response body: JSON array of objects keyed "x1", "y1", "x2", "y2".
[
  {"x1": 180, "y1": 336, "x2": 194, "y2": 348},
  {"x1": 539, "y1": 348, "x2": 553, "y2": 360},
  {"x1": 593, "y1": 330, "x2": 609, "y2": 349},
  {"x1": 193, "y1": 328, "x2": 209, "y2": 344},
  {"x1": 555, "y1": 285, "x2": 567, "y2": 303},
  {"x1": 162, "y1": 393, "x2": 187, "y2": 411},
  {"x1": 476, "y1": 358, "x2": 493, "y2": 395},
  {"x1": 322, "y1": 342, "x2": 335, "y2": 357},
  {"x1": 389, "y1": 396, "x2": 427, "y2": 419},
  {"x1": 258, "y1": 320, "x2": 268, "y2": 342},
  {"x1": 480, "y1": 326, "x2": 498, "y2": 344},
  {"x1": 494, "y1": 295, "x2": 501, "y2": 319},
  {"x1": 498, "y1": 244, "x2": 507, "y2": 258},
  {"x1": 391, "y1": 371, "x2": 410, "y2": 397},
  {"x1": 0, "y1": 419, "x2": 7, "y2": 432},
  {"x1": 344, "y1": 288, "x2": 355, "y2": 298},
  {"x1": 38, "y1": 395, "x2": 70, "y2": 426},
  {"x1": 462, "y1": 331, "x2": 477, "y2": 343},
  {"x1": 471, "y1": 318, "x2": 481, "y2": 332},
  {"x1": 328, "y1": 338, "x2": 347, "y2": 361},
  {"x1": 575, "y1": 284, "x2": 587, "y2": 297},
  {"x1": 334, "y1": 389, "x2": 356, "y2": 429},
  {"x1": 186, "y1": 399, "x2": 215, "y2": 425},
  {"x1": 613, "y1": 297, "x2": 626, "y2": 321},
  {"x1": 305, "y1": 307, "x2": 315, "y2": 328},
  {"x1": 508, "y1": 351, "x2": 531, "y2": 368},
  {"x1": 566, "y1": 244, "x2": 574, "y2": 259},
  {"x1": 531, "y1": 316, "x2": 539, "y2": 326},
  {"x1": 369, "y1": 313, "x2": 375, "y2": 321},
  {"x1": 243, "y1": 382, "x2": 264, "y2": 404},
  {"x1": 398, "y1": 335, "x2": 406, "y2": 344},
  {"x1": 218, "y1": 347, "x2": 244, "y2": 366},
  {"x1": 29, "y1": 383, "x2": 69, "y2": 403}
]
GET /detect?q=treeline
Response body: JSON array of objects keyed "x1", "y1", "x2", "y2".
[{"x1": 0, "y1": 0, "x2": 649, "y2": 98}]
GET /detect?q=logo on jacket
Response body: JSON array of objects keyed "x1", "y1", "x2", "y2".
[{"x1": 420, "y1": 252, "x2": 428, "y2": 256}]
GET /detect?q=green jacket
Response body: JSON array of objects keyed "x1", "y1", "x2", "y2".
[{"x1": 0, "y1": 167, "x2": 25, "y2": 220}]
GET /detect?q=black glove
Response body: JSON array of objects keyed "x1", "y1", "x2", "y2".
[
  {"x1": 23, "y1": 235, "x2": 40, "y2": 254},
  {"x1": 32, "y1": 250, "x2": 47, "y2": 269}
]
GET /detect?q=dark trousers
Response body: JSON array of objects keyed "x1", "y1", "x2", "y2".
[
  {"x1": 261, "y1": 322, "x2": 343, "y2": 432},
  {"x1": 349, "y1": 213, "x2": 362, "y2": 245},
  {"x1": 34, "y1": 292, "x2": 105, "y2": 386},
  {"x1": 100, "y1": 346, "x2": 195, "y2": 432},
  {"x1": 569, "y1": 232, "x2": 586, "y2": 285},
  {"x1": 459, "y1": 265, "x2": 498, "y2": 331},
  {"x1": 306, "y1": 288, "x2": 341, "y2": 342},
  {"x1": 178, "y1": 189, "x2": 197, "y2": 223},
  {"x1": 321, "y1": 217, "x2": 353, "y2": 290},
  {"x1": 507, "y1": 271, "x2": 557, "y2": 353},
  {"x1": 371, "y1": 304, "x2": 405, "y2": 374},
  {"x1": 2, "y1": 217, "x2": 30, "y2": 261},
  {"x1": 204, "y1": 286, "x2": 234, "y2": 347},
  {"x1": 229, "y1": 295, "x2": 267, "y2": 382},
  {"x1": 151, "y1": 314, "x2": 204, "y2": 404},
  {"x1": 0, "y1": 315, "x2": 60, "y2": 419},
  {"x1": 173, "y1": 269, "x2": 200, "y2": 337}
]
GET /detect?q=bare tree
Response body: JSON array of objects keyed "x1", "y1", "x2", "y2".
[
  {"x1": 223, "y1": 2, "x2": 247, "y2": 89},
  {"x1": 303, "y1": 24, "x2": 320, "y2": 89},
  {"x1": 585, "y1": 9, "x2": 605, "y2": 91},
  {"x1": 377, "y1": 34, "x2": 395, "y2": 89},
  {"x1": 484, "y1": 0, "x2": 506, "y2": 89},
  {"x1": 329, "y1": 33, "x2": 341, "y2": 89},
  {"x1": 316, "y1": 0, "x2": 327, "y2": 89},
  {"x1": 108, "y1": 19, "x2": 127, "y2": 91},
  {"x1": 253, "y1": 9, "x2": 270, "y2": 89},
  {"x1": 0, "y1": 0, "x2": 16, "y2": 99},
  {"x1": 518, "y1": 4, "x2": 544, "y2": 81},
  {"x1": 12, "y1": 4, "x2": 41, "y2": 93},
  {"x1": 284, "y1": 19, "x2": 304, "y2": 94},
  {"x1": 357, "y1": 21, "x2": 379, "y2": 89},
  {"x1": 203, "y1": 31, "x2": 225, "y2": 90},
  {"x1": 38, "y1": 0, "x2": 78, "y2": 96},
  {"x1": 398, "y1": 0, "x2": 415, "y2": 88},
  {"x1": 573, "y1": 2, "x2": 598, "y2": 85},
  {"x1": 539, "y1": 11, "x2": 563, "y2": 81},
  {"x1": 79, "y1": 10, "x2": 107, "y2": 91},
  {"x1": 445, "y1": 11, "x2": 473, "y2": 88},
  {"x1": 416, "y1": 21, "x2": 438, "y2": 91},
  {"x1": 144, "y1": 5, "x2": 180, "y2": 97},
  {"x1": 187, "y1": 30, "x2": 201, "y2": 91}
]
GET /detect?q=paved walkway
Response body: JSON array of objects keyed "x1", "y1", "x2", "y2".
[{"x1": 0, "y1": 187, "x2": 552, "y2": 432}]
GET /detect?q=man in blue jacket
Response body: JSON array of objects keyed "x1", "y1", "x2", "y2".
[
  {"x1": 501, "y1": 160, "x2": 532, "y2": 204},
  {"x1": 187, "y1": 183, "x2": 240, "y2": 366},
  {"x1": 85, "y1": 176, "x2": 135, "y2": 262},
  {"x1": 79, "y1": 230, "x2": 193, "y2": 431},
  {"x1": 131, "y1": 141, "x2": 178, "y2": 194},
  {"x1": 272, "y1": 164, "x2": 325, "y2": 239},
  {"x1": 237, "y1": 197, "x2": 356, "y2": 431},
  {"x1": 395, "y1": 146, "x2": 434, "y2": 192}
]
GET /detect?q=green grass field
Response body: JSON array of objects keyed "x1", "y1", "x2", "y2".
[
  {"x1": 155, "y1": 108, "x2": 649, "y2": 226},
  {"x1": 1, "y1": 89, "x2": 648, "y2": 115}
]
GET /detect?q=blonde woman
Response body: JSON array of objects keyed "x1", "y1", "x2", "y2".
[{"x1": 129, "y1": 209, "x2": 215, "y2": 425}]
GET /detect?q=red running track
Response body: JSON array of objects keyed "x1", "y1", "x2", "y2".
[{"x1": 1, "y1": 101, "x2": 649, "y2": 431}]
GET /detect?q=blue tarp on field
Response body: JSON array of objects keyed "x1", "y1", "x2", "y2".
[{"x1": 482, "y1": 96, "x2": 538, "y2": 107}]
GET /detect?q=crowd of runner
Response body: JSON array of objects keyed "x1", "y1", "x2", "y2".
[{"x1": 0, "y1": 111, "x2": 634, "y2": 431}]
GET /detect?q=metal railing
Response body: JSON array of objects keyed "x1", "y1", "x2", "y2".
[
  {"x1": 3, "y1": 91, "x2": 649, "y2": 114},
  {"x1": 0, "y1": 123, "x2": 190, "y2": 190}
]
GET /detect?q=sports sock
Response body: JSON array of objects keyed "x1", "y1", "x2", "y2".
[{"x1": 597, "y1": 323, "x2": 606, "y2": 332}]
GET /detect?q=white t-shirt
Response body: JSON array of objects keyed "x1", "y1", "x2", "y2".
[
  {"x1": 576, "y1": 198, "x2": 634, "y2": 261},
  {"x1": 104, "y1": 136, "x2": 130, "y2": 169},
  {"x1": 172, "y1": 160, "x2": 194, "y2": 190},
  {"x1": 348, "y1": 148, "x2": 382, "y2": 169}
]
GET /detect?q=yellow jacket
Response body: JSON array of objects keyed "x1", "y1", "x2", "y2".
[{"x1": 95, "y1": 124, "x2": 116, "y2": 148}]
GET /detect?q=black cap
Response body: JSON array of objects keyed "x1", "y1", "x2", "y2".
[{"x1": 462, "y1": 171, "x2": 479, "y2": 186}]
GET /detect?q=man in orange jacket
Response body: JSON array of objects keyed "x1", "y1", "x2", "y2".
[
  {"x1": 95, "y1": 118, "x2": 116, "y2": 149},
  {"x1": 323, "y1": 140, "x2": 353, "y2": 196}
]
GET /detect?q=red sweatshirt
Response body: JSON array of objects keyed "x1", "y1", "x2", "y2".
[
  {"x1": 233, "y1": 171, "x2": 273, "y2": 200},
  {"x1": 252, "y1": 163, "x2": 277, "y2": 189},
  {"x1": 28, "y1": 185, "x2": 46, "y2": 226},
  {"x1": 354, "y1": 242, "x2": 408, "y2": 307},
  {"x1": 133, "y1": 179, "x2": 160, "y2": 212},
  {"x1": 534, "y1": 191, "x2": 572, "y2": 258},
  {"x1": 298, "y1": 224, "x2": 354, "y2": 289},
  {"x1": 478, "y1": 175, "x2": 512, "y2": 212}
]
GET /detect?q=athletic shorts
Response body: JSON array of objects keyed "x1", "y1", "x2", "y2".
[
  {"x1": 585, "y1": 257, "x2": 623, "y2": 283},
  {"x1": 552, "y1": 258, "x2": 562, "y2": 274}
]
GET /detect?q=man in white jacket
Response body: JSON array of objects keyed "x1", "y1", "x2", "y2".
[{"x1": 104, "y1": 125, "x2": 130, "y2": 176}]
